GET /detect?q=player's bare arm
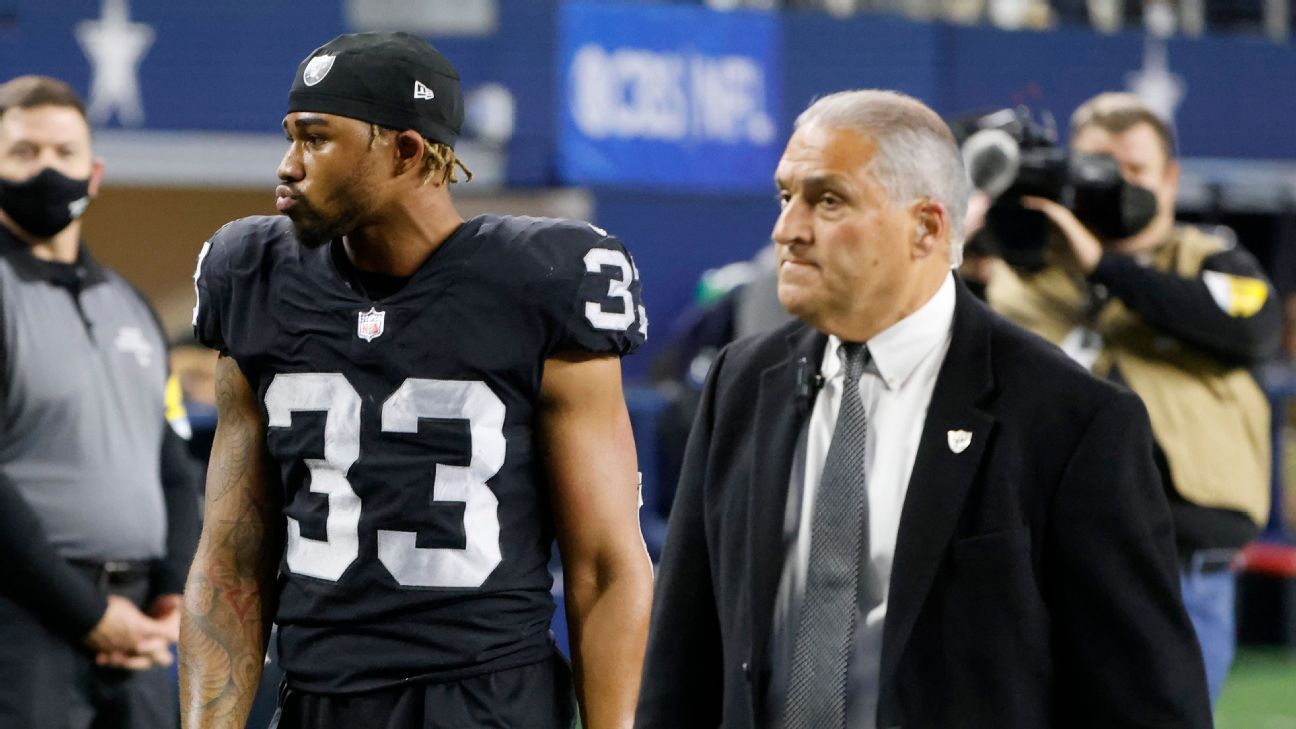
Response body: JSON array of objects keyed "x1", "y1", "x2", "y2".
[
  {"x1": 541, "y1": 352, "x2": 654, "y2": 729},
  {"x1": 180, "y1": 355, "x2": 284, "y2": 729}
]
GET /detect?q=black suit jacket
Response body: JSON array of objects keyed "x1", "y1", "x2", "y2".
[{"x1": 636, "y1": 279, "x2": 1212, "y2": 729}]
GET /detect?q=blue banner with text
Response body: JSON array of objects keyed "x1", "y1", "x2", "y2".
[{"x1": 557, "y1": 1, "x2": 783, "y2": 192}]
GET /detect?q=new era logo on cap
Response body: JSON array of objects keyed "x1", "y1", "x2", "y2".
[{"x1": 413, "y1": 80, "x2": 435, "y2": 100}]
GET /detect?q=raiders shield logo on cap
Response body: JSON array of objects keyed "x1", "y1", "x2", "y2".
[{"x1": 303, "y1": 54, "x2": 336, "y2": 87}]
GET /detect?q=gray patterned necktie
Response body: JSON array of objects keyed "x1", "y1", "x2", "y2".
[{"x1": 782, "y1": 342, "x2": 871, "y2": 729}]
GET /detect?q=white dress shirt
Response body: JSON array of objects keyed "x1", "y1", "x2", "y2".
[{"x1": 768, "y1": 272, "x2": 956, "y2": 729}]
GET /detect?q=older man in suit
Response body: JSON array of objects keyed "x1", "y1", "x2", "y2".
[{"x1": 635, "y1": 89, "x2": 1211, "y2": 729}]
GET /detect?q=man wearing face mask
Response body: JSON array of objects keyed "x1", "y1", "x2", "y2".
[
  {"x1": 0, "y1": 75, "x2": 200, "y2": 728},
  {"x1": 987, "y1": 92, "x2": 1280, "y2": 707}
]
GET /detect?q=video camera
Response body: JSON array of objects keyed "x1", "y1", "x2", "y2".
[{"x1": 955, "y1": 106, "x2": 1158, "y2": 271}]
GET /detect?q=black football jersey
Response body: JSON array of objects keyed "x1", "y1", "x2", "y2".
[{"x1": 192, "y1": 214, "x2": 646, "y2": 693}]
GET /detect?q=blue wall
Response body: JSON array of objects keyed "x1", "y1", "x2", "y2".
[
  {"x1": 612, "y1": 9, "x2": 1296, "y2": 365},
  {"x1": 7, "y1": 0, "x2": 1296, "y2": 373},
  {"x1": 556, "y1": 2, "x2": 783, "y2": 192},
  {"x1": 6, "y1": 2, "x2": 1296, "y2": 171},
  {"x1": 0, "y1": 1, "x2": 560, "y2": 182},
  {"x1": 783, "y1": 12, "x2": 1296, "y2": 159},
  {"x1": 781, "y1": 12, "x2": 944, "y2": 125},
  {"x1": 593, "y1": 188, "x2": 780, "y2": 377}
]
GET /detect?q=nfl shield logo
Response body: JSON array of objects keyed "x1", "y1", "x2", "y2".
[
  {"x1": 357, "y1": 307, "x2": 386, "y2": 342},
  {"x1": 303, "y1": 54, "x2": 336, "y2": 87}
]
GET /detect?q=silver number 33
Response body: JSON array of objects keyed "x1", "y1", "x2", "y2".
[
  {"x1": 583, "y1": 247, "x2": 646, "y2": 334},
  {"x1": 264, "y1": 374, "x2": 505, "y2": 588}
]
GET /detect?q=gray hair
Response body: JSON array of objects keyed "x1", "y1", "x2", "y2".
[{"x1": 795, "y1": 89, "x2": 970, "y2": 267}]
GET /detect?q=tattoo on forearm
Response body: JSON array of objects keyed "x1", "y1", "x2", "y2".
[
  {"x1": 181, "y1": 532, "x2": 275, "y2": 725},
  {"x1": 180, "y1": 359, "x2": 282, "y2": 729},
  {"x1": 205, "y1": 363, "x2": 253, "y2": 502}
]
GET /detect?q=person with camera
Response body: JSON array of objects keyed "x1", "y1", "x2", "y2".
[{"x1": 986, "y1": 92, "x2": 1279, "y2": 706}]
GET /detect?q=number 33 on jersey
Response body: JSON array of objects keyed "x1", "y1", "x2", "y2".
[{"x1": 192, "y1": 214, "x2": 645, "y2": 693}]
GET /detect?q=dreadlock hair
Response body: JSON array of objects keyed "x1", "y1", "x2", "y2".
[{"x1": 369, "y1": 124, "x2": 473, "y2": 185}]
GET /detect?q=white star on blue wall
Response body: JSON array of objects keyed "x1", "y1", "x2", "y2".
[{"x1": 75, "y1": 0, "x2": 155, "y2": 127}]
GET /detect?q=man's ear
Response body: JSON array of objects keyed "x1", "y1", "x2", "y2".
[
  {"x1": 87, "y1": 158, "x2": 105, "y2": 198},
  {"x1": 910, "y1": 197, "x2": 949, "y2": 259},
  {"x1": 392, "y1": 130, "x2": 426, "y2": 178},
  {"x1": 1163, "y1": 157, "x2": 1181, "y2": 192}
]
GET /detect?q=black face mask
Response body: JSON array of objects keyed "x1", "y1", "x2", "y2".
[{"x1": 0, "y1": 167, "x2": 92, "y2": 238}]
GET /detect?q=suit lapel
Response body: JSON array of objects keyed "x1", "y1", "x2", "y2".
[
  {"x1": 880, "y1": 281, "x2": 997, "y2": 693},
  {"x1": 748, "y1": 326, "x2": 826, "y2": 698}
]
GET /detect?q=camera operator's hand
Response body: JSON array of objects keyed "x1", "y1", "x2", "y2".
[{"x1": 1020, "y1": 195, "x2": 1103, "y2": 275}]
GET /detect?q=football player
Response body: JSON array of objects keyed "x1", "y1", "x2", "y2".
[{"x1": 180, "y1": 32, "x2": 653, "y2": 729}]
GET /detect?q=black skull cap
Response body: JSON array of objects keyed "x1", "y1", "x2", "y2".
[{"x1": 288, "y1": 31, "x2": 464, "y2": 149}]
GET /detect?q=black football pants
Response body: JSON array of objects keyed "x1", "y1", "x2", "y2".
[{"x1": 269, "y1": 651, "x2": 577, "y2": 729}]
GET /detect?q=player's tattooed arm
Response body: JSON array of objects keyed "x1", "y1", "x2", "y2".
[
  {"x1": 180, "y1": 355, "x2": 283, "y2": 729},
  {"x1": 541, "y1": 352, "x2": 654, "y2": 729}
]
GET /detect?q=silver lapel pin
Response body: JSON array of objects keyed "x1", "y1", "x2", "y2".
[{"x1": 947, "y1": 429, "x2": 972, "y2": 454}]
